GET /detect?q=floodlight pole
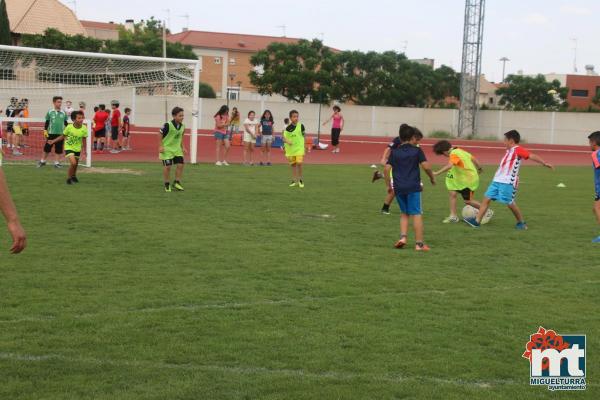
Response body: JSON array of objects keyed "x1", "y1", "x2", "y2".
[{"x1": 458, "y1": 0, "x2": 486, "y2": 137}]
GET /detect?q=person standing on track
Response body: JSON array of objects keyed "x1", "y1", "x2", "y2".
[
  {"x1": 38, "y1": 96, "x2": 67, "y2": 168},
  {"x1": 259, "y1": 110, "x2": 274, "y2": 166},
  {"x1": 322, "y1": 105, "x2": 344, "y2": 154},
  {"x1": 214, "y1": 105, "x2": 230, "y2": 166},
  {"x1": 109, "y1": 100, "x2": 122, "y2": 154}
]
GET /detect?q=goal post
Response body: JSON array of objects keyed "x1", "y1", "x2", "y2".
[{"x1": 0, "y1": 44, "x2": 201, "y2": 165}]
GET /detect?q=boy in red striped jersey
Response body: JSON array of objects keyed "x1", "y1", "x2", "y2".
[{"x1": 464, "y1": 130, "x2": 553, "y2": 230}]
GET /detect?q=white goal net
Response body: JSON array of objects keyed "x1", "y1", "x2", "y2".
[{"x1": 0, "y1": 45, "x2": 201, "y2": 166}]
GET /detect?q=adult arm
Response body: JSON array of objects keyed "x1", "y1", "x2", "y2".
[
  {"x1": 322, "y1": 114, "x2": 332, "y2": 126},
  {"x1": 0, "y1": 169, "x2": 26, "y2": 253}
]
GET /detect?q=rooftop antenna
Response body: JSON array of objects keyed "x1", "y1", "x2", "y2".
[
  {"x1": 68, "y1": 0, "x2": 77, "y2": 15},
  {"x1": 179, "y1": 14, "x2": 190, "y2": 31},
  {"x1": 571, "y1": 37, "x2": 578, "y2": 73},
  {"x1": 277, "y1": 25, "x2": 287, "y2": 37},
  {"x1": 400, "y1": 41, "x2": 408, "y2": 54},
  {"x1": 162, "y1": 8, "x2": 171, "y2": 30}
]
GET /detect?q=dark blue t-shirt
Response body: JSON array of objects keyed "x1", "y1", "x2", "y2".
[
  {"x1": 388, "y1": 136, "x2": 401, "y2": 149},
  {"x1": 261, "y1": 119, "x2": 273, "y2": 135},
  {"x1": 387, "y1": 143, "x2": 427, "y2": 195}
]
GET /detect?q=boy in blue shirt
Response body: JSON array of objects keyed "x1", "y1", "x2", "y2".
[
  {"x1": 384, "y1": 126, "x2": 435, "y2": 251},
  {"x1": 589, "y1": 131, "x2": 600, "y2": 243}
]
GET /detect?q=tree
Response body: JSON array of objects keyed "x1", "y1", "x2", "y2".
[
  {"x1": 0, "y1": 0, "x2": 12, "y2": 45},
  {"x1": 249, "y1": 39, "x2": 334, "y2": 103},
  {"x1": 103, "y1": 18, "x2": 197, "y2": 59},
  {"x1": 496, "y1": 74, "x2": 568, "y2": 111},
  {"x1": 20, "y1": 19, "x2": 197, "y2": 60},
  {"x1": 198, "y1": 82, "x2": 216, "y2": 98},
  {"x1": 21, "y1": 28, "x2": 103, "y2": 52}
]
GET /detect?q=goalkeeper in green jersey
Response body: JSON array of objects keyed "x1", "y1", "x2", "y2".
[
  {"x1": 159, "y1": 107, "x2": 186, "y2": 193},
  {"x1": 62, "y1": 110, "x2": 88, "y2": 185}
]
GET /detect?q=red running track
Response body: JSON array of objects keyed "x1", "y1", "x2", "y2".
[{"x1": 89, "y1": 128, "x2": 592, "y2": 166}]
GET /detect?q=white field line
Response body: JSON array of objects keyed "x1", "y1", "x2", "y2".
[
  {"x1": 2, "y1": 280, "x2": 598, "y2": 324},
  {"x1": 0, "y1": 351, "x2": 517, "y2": 388},
  {"x1": 128, "y1": 129, "x2": 589, "y2": 153}
]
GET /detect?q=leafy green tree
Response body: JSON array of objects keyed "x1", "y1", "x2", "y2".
[
  {"x1": 0, "y1": 0, "x2": 11, "y2": 45},
  {"x1": 198, "y1": 82, "x2": 216, "y2": 98},
  {"x1": 496, "y1": 74, "x2": 568, "y2": 111},
  {"x1": 249, "y1": 39, "x2": 335, "y2": 103},
  {"x1": 103, "y1": 18, "x2": 196, "y2": 59},
  {"x1": 21, "y1": 28, "x2": 103, "y2": 52}
]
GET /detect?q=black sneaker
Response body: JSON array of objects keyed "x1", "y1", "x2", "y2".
[
  {"x1": 71, "y1": 176, "x2": 79, "y2": 183},
  {"x1": 66, "y1": 178, "x2": 73, "y2": 185},
  {"x1": 37, "y1": 161, "x2": 46, "y2": 168}
]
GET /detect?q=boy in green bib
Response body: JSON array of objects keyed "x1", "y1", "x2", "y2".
[
  {"x1": 433, "y1": 140, "x2": 485, "y2": 223},
  {"x1": 62, "y1": 111, "x2": 88, "y2": 184},
  {"x1": 283, "y1": 110, "x2": 306, "y2": 188},
  {"x1": 159, "y1": 107, "x2": 186, "y2": 192}
]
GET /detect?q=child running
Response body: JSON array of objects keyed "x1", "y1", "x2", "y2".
[
  {"x1": 243, "y1": 111, "x2": 259, "y2": 165},
  {"x1": 259, "y1": 110, "x2": 274, "y2": 166},
  {"x1": 38, "y1": 96, "x2": 67, "y2": 168},
  {"x1": 283, "y1": 110, "x2": 306, "y2": 188},
  {"x1": 384, "y1": 125, "x2": 435, "y2": 251},
  {"x1": 63, "y1": 110, "x2": 88, "y2": 185},
  {"x1": 588, "y1": 131, "x2": 600, "y2": 243},
  {"x1": 159, "y1": 107, "x2": 186, "y2": 192},
  {"x1": 213, "y1": 105, "x2": 230, "y2": 166},
  {"x1": 464, "y1": 130, "x2": 553, "y2": 229},
  {"x1": 432, "y1": 140, "x2": 488, "y2": 223}
]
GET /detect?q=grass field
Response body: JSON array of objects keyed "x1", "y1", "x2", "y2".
[{"x1": 0, "y1": 162, "x2": 598, "y2": 399}]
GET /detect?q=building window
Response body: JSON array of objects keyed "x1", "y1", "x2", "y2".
[
  {"x1": 227, "y1": 86, "x2": 240, "y2": 101},
  {"x1": 489, "y1": 97, "x2": 494, "y2": 104},
  {"x1": 214, "y1": 57, "x2": 221, "y2": 65},
  {"x1": 229, "y1": 58, "x2": 236, "y2": 65},
  {"x1": 571, "y1": 89, "x2": 589, "y2": 97}
]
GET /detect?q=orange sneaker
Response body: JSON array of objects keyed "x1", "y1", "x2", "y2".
[
  {"x1": 415, "y1": 244, "x2": 430, "y2": 252},
  {"x1": 394, "y1": 238, "x2": 407, "y2": 249}
]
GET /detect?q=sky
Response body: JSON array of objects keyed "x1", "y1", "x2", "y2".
[{"x1": 62, "y1": 0, "x2": 600, "y2": 82}]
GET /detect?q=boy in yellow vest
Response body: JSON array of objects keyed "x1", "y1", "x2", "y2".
[
  {"x1": 433, "y1": 140, "x2": 488, "y2": 223},
  {"x1": 283, "y1": 110, "x2": 306, "y2": 188},
  {"x1": 159, "y1": 107, "x2": 186, "y2": 192}
]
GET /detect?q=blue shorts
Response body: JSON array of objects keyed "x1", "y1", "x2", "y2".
[
  {"x1": 214, "y1": 132, "x2": 231, "y2": 140},
  {"x1": 395, "y1": 192, "x2": 422, "y2": 215},
  {"x1": 485, "y1": 181, "x2": 517, "y2": 205}
]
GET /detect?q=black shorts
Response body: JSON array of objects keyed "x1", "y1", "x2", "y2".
[
  {"x1": 111, "y1": 126, "x2": 119, "y2": 141},
  {"x1": 122, "y1": 129, "x2": 129, "y2": 138},
  {"x1": 162, "y1": 156, "x2": 184, "y2": 166},
  {"x1": 331, "y1": 128, "x2": 341, "y2": 146},
  {"x1": 21, "y1": 128, "x2": 29, "y2": 136},
  {"x1": 44, "y1": 134, "x2": 64, "y2": 154},
  {"x1": 94, "y1": 128, "x2": 106, "y2": 138},
  {"x1": 455, "y1": 188, "x2": 474, "y2": 201},
  {"x1": 6, "y1": 123, "x2": 14, "y2": 133},
  {"x1": 65, "y1": 150, "x2": 81, "y2": 158}
]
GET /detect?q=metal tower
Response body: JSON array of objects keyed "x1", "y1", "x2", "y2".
[{"x1": 458, "y1": 0, "x2": 486, "y2": 137}]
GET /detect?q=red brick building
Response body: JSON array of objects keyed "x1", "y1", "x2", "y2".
[{"x1": 565, "y1": 74, "x2": 600, "y2": 110}]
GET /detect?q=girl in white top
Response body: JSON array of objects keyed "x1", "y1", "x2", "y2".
[{"x1": 243, "y1": 110, "x2": 259, "y2": 165}]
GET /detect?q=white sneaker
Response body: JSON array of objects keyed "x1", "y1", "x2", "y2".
[
  {"x1": 12, "y1": 150, "x2": 23, "y2": 156},
  {"x1": 222, "y1": 161, "x2": 230, "y2": 166},
  {"x1": 443, "y1": 215, "x2": 460, "y2": 224},
  {"x1": 215, "y1": 161, "x2": 223, "y2": 166}
]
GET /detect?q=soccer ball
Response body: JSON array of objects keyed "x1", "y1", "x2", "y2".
[{"x1": 461, "y1": 205, "x2": 494, "y2": 225}]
